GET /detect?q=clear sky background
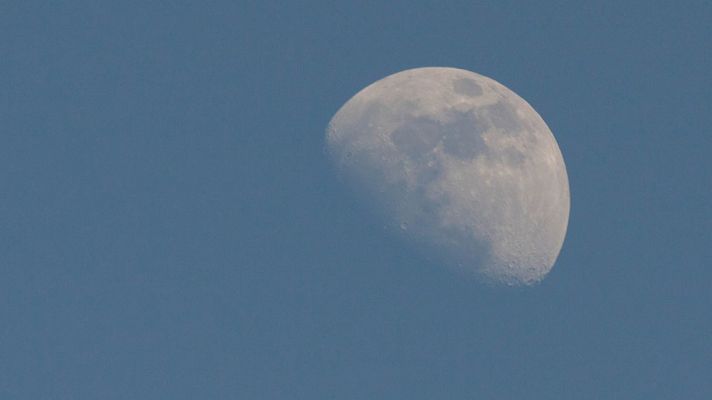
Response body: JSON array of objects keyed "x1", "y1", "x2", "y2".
[{"x1": 1, "y1": 1, "x2": 710, "y2": 399}]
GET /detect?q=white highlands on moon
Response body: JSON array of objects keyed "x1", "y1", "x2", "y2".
[{"x1": 326, "y1": 67, "x2": 570, "y2": 285}]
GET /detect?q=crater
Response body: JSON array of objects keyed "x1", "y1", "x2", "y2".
[
  {"x1": 502, "y1": 147, "x2": 526, "y2": 166},
  {"x1": 453, "y1": 78, "x2": 483, "y2": 97},
  {"x1": 484, "y1": 101, "x2": 522, "y2": 132},
  {"x1": 416, "y1": 159, "x2": 443, "y2": 186},
  {"x1": 441, "y1": 112, "x2": 488, "y2": 160},
  {"x1": 391, "y1": 117, "x2": 444, "y2": 160}
]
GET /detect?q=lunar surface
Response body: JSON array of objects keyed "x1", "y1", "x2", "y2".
[{"x1": 326, "y1": 67, "x2": 569, "y2": 285}]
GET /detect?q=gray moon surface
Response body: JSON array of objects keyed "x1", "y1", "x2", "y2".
[{"x1": 326, "y1": 67, "x2": 570, "y2": 285}]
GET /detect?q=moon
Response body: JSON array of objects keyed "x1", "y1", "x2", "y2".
[{"x1": 326, "y1": 67, "x2": 570, "y2": 285}]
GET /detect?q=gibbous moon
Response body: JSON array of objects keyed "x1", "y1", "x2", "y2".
[{"x1": 326, "y1": 67, "x2": 569, "y2": 285}]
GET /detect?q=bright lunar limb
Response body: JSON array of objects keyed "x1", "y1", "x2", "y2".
[{"x1": 326, "y1": 67, "x2": 570, "y2": 285}]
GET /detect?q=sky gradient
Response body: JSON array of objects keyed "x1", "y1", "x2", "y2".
[{"x1": 1, "y1": 1, "x2": 710, "y2": 399}]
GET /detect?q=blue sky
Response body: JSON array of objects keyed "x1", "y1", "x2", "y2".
[{"x1": 1, "y1": 1, "x2": 710, "y2": 399}]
